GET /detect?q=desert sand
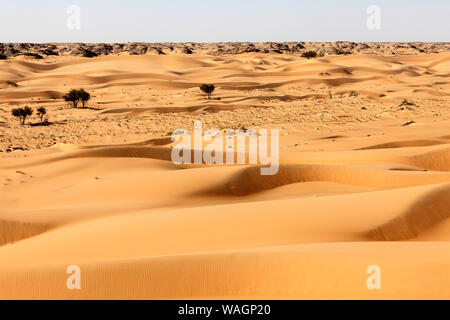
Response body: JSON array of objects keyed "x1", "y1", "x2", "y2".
[{"x1": 0, "y1": 43, "x2": 449, "y2": 299}]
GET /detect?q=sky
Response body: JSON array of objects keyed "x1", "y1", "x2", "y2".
[{"x1": 0, "y1": 0, "x2": 449, "y2": 43}]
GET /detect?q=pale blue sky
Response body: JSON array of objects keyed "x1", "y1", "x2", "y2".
[{"x1": 0, "y1": 0, "x2": 449, "y2": 42}]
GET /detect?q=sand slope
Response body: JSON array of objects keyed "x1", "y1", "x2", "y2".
[{"x1": 0, "y1": 134, "x2": 449, "y2": 299}]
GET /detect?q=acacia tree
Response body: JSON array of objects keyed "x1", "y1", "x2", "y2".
[
  {"x1": 78, "y1": 89, "x2": 91, "y2": 108},
  {"x1": 63, "y1": 89, "x2": 80, "y2": 108},
  {"x1": 11, "y1": 106, "x2": 33, "y2": 125},
  {"x1": 36, "y1": 107, "x2": 47, "y2": 123},
  {"x1": 200, "y1": 84, "x2": 215, "y2": 100}
]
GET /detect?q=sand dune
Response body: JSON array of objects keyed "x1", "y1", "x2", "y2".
[{"x1": 0, "y1": 47, "x2": 449, "y2": 299}]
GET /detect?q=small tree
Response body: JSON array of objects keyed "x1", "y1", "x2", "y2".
[
  {"x1": 200, "y1": 84, "x2": 215, "y2": 100},
  {"x1": 11, "y1": 108, "x2": 22, "y2": 124},
  {"x1": 22, "y1": 107, "x2": 33, "y2": 125},
  {"x1": 12, "y1": 106, "x2": 33, "y2": 125},
  {"x1": 36, "y1": 107, "x2": 47, "y2": 123},
  {"x1": 78, "y1": 89, "x2": 91, "y2": 108},
  {"x1": 63, "y1": 89, "x2": 80, "y2": 108}
]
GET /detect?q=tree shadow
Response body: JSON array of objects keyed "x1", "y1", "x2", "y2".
[{"x1": 29, "y1": 120, "x2": 67, "y2": 127}]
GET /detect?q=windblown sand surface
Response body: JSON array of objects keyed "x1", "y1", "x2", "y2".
[{"x1": 0, "y1": 45, "x2": 449, "y2": 299}]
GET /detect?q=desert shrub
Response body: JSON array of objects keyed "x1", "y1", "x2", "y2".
[
  {"x1": 36, "y1": 107, "x2": 47, "y2": 123},
  {"x1": 200, "y1": 84, "x2": 215, "y2": 100},
  {"x1": 11, "y1": 106, "x2": 33, "y2": 125},
  {"x1": 5, "y1": 80, "x2": 18, "y2": 87},
  {"x1": 301, "y1": 51, "x2": 318, "y2": 59},
  {"x1": 400, "y1": 99, "x2": 416, "y2": 107}
]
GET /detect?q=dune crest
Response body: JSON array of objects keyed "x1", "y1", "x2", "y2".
[{"x1": 368, "y1": 183, "x2": 450, "y2": 240}]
